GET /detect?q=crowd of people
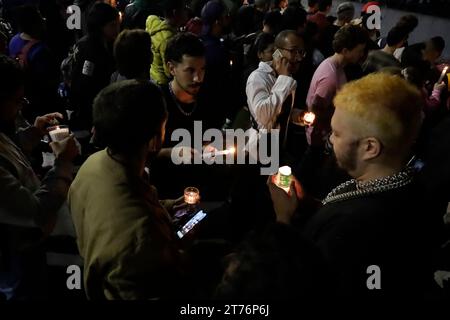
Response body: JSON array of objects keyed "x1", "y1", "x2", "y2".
[{"x1": 1, "y1": 0, "x2": 450, "y2": 302}]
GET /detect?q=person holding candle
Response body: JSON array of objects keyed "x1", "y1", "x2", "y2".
[
  {"x1": 307, "y1": 24, "x2": 368, "y2": 147},
  {"x1": 159, "y1": 32, "x2": 207, "y2": 148},
  {"x1": 268, "y1": 73, "x2": 439, "y2": 299},
  {"x1": 68, "y1": 80, "x2": 191, "y2": 300},
  {"x1": 0, "y1": 55, "x2": 79, "y2": 299},
  {"x1": 246, "y1": 30, "x2": 306, "y2": 154}
]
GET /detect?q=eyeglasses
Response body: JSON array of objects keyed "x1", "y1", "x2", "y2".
[{"x1": 278, "y1": 47, "x2": 306, "y2": 58}]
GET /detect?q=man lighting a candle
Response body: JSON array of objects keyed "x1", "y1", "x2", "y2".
[{"x1": 268, "y1": 73, "x2": 437, "y2": 299}]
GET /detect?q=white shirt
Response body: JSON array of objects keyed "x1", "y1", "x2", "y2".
[
  {"x1": 246, "y1": 61, "x2": 297, "y2": 130},
  {"x1": 245, "y1": 61, "x2": 297, "y2": 155}
]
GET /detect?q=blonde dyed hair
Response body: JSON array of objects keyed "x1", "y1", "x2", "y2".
[{"x1": 333, "y1": 73, "x2": 423, "y2": 154}]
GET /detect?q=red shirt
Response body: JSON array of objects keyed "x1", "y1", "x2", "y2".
[{"x1": 307, "y1": 12, "x2": 330, "y2": 32}]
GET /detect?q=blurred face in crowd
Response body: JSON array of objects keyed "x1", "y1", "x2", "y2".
[
  {"x1": 169, "y1": 54, "x2": 206, "y2": 96},
  {"x1": 103, "y1": 17, "x2": 121, "y2": 42},
  {"x1": 0, "y1": 87, "x2": 24, "y2": 133},
  {"x1": 343, "y1": 43, "x2": 366, "y2": 65},
  {"x1": 422, "y1": 40, "x2": 442, "y2": 64},
  {"x1": 258, "y1": 43, "x2": 275, "y2": 62},
  {"x1": 278, "y1": 33, "x2": 305, "y2": 74},
  {"x1": 279, "y1": 0, "x2": 288, "y2": 10}
]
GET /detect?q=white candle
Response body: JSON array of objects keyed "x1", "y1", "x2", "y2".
[
  {"x1": 438, "y1": 66, "x2": 448, "y2": 84},
  {"x1": 48, "y1": 125, "x2": 69, "y2": 142},
  {"x1": 202, "y1": 147, "x2": 235, "y2": 160},
  {"x1": 277, "y1": 166, "x2": 292, "y2": 193}
]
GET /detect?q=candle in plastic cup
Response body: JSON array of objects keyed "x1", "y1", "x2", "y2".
[
  {"x1": 184, "y1": 187, "x2": 200, "y2": 205},
  {"x1": 48, "y1": 125, "x2": 70, "y2": 142},
  {"x1": 277, "y1": 166, "x2": 292, "y2": 193}
]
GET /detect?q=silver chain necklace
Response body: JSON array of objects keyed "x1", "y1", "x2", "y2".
[
  {"x1": 322, "y1": 168, "x2": 414, "y2": 205},
  {"x1": 168, "y1": 81, "x2": 197, "y2": 117}
]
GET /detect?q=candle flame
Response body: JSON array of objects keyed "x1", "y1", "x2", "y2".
[{"x1": 303, "y1": 112, "x2": 316, "y2": 125}]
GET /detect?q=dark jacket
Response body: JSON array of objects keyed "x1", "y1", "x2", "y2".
[
  {"x1": 301, "y1": 181, "x2": 434, "y2": 300},
  {"x1": 70, "y1": 35, "x2": 115, "y2": 130}
]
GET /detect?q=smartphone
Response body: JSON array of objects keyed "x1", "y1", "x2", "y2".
[
  {"x1": 272, "y1": 49, "x2": 283, "y2": 60},
  {"x1": 176, "y1": 210, "x2": 207, "y2": 239}
]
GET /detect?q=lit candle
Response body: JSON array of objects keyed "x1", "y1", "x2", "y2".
[
  {"x1": 277, "y1": 166, "x2": 292, "y2": 193},
  {"x1": 229, "y1": 60, "x2": 233, "y2": 67},
  {"x1": 438, "y1": 66, "x2": 449, "y2": 84},
  {"x1": 202, "y1": 147, "x2": 235, "y2": 159},
  {"x1": 302, "y1": 112, "x2": 316, "y2": 126},
  {"x1": 48, "y1": 125, "x2": 70, "y2": 142},
  {"x1": 184, "y1": 187, "x2": 200, "y2": 205}
]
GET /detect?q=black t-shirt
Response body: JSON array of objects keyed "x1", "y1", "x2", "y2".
[{"x1": 160, "y1": 84, "x2": 205, "y2": 148}]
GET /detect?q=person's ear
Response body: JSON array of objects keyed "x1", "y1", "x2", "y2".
[
  {"x1": 361, "y1": 137, "x2": 382, "y2": 161},
  {"x1": 257, "y1": 51, "x2": 264, "y2": 61},
  {"x1": 148, "y1": 136, "x2": 158, "y2": 152},
  {"x1": 168, "y1": 61, "x2": 176, "y2": 77},
  {"x1": 341, "y1": 48, "x2": 349, "y2": 57}
]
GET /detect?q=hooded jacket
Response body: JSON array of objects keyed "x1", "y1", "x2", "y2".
[{"x1": 145, "y1": 15, "x2": 176, "y2": 85}]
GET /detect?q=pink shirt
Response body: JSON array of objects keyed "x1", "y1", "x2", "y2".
[{"x1": 306, "y1": 56, "x2": 347, "y2": 146}]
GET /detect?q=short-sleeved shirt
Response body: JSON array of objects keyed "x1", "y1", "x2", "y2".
[{"x1": 306, "y1": 56, "x2": 347, "y2": 146}]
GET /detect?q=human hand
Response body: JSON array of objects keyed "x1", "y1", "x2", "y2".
[
  {"x1": 434, "y1": 81, "x2": 446, "y2": 91},
  {"x1": 50, "y1": 134, "x2": 79, "y2": 162},
  {"x1": 163, "y1": 196, "x2": 187, "y2": 216},
  {"x1": 34, "y1": 112, "x2": 64, "y2": 137},
  {"x1": 166, "y1": 146, "x2": 200, "y2": 163},
  {"x1": 273, "y1": 56, "x2": 290, "y2": 76},
  {"x1": 267, "y1": 175, "x2": 303, "y2": 224}
]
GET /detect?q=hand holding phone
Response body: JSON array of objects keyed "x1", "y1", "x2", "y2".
[
  {"x1": 272, "y1": 49, "x2": 283, "y2": 60},
  {"x1": 272, "y1": 49, "x2": 290, "y2": 76}
]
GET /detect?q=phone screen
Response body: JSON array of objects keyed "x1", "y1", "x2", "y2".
[{"x1": 176, "y1": 210, "x2": 207, "y2": 239}]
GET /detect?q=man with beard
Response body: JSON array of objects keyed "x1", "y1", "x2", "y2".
[
  {"x1": 68, "y1": 80, "x2": 190, "y2": 300},
  {"x1": 154, "y1": 32, "x2": 229, "y2": 200},
  {"x1": 159, "y1": 32, "x2": 206, "y2": 149},
  {"x1": 268, "y1": 73, "x2": 435, "y2": 300},
  {"x1": 0, "y1": 55, "x2": 78, "y2": 299}
]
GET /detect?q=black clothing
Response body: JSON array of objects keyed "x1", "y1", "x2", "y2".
[
  {"x1": 300, "y1": 180, "x2": 434, "y2": 300},
  {"x1": 70, "y1": 35, "x2": 115, "y2": 130}
]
